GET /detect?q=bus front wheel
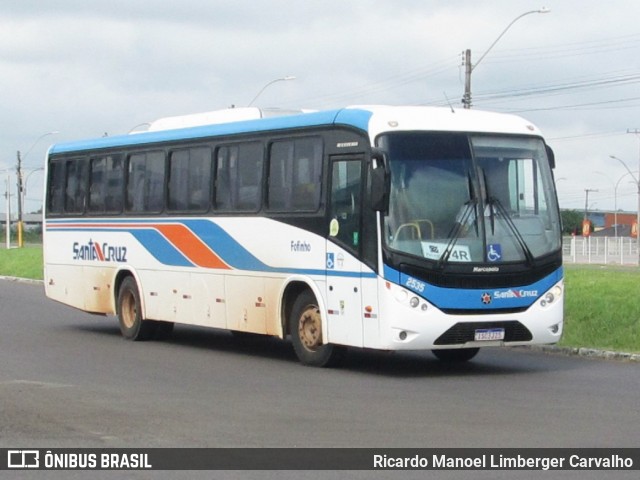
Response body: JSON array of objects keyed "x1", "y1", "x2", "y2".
[
  {"x1": 289, "y1": 291, "x2": 345, "y2": 367},
  {"x1": 117, "y1": 276, "x2": 158, "y2": 341}
]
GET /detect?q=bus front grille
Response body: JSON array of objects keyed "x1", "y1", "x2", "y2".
[{"x1": 434, "y1": 321, "x2": 532, "y2": 345}]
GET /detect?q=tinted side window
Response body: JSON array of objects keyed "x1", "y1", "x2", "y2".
[
  {"x1": 268, "y1": 137, "x2": 323, "y2": 211},
  {"x1": 64, "y1": 158, "x2": 88, "y2": 214},
  {"x1": 126, "y1": 151, "x2": 165, "y2": 213},
  {"x1": 168, "y1": 147, "x2": 212, "y2": 212},
  {"x1": 215, "y1": 143, "x2": 263, "y2": 211},
  {"x1": 88, "y1": 155, "x2": 124, "y2": 213},
  {"x1": 47, "y1": 161, "x2": 65, "y2": 214}
]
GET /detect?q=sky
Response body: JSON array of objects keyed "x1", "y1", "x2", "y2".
[{"x1": 2, "y1": 0, "x2": 640, "y2": 215}]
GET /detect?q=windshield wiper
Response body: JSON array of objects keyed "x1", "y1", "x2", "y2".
[
  {"x1": 484, "y1": 192, "x2": 535, "y2": 265},
  {"x1": 438, "y1": 200, "x2": 476, "y2": 268},
  {"x1": 438, "y1": 171, "x2": 477, "y2": 267},
  {"x1": 479, "y1": 167, "x2": 534, "y2": 265}
]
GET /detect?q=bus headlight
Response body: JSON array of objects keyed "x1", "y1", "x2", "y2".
[
  {"x1": 540, "y1": 285, "x2": 563, "y2": 308},
  {"x1": 389, "y1": 284, "x2": 429, "y2": 313}
]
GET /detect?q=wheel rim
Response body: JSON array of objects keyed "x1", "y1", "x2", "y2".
[
  {"x1": 298, "y1": 304, "x2": 322, "y2": 352},
  {"x1": 121, "y1": 290, "x2": 137, "y2": 329}
]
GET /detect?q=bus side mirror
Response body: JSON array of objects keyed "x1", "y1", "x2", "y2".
[
  {"x1": 545, "y1": 144, "x2": 555, "y2": 169},
  {"x1": 369, "y1": 149, "x2": 390, "y2": 212}
]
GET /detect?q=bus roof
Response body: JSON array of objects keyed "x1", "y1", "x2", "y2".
[{"x1": 49, "y1": 106, "x2": 542, "y2": 155}]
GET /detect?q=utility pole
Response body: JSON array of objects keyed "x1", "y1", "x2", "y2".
[
  {"x1": 16, "y1": 150, "x2": 23, "y2": 248},
  {"x1": 5, "y1": 174, "x2": 10, "y2": 249},
  {"x1": 462, "y1": 49, "x2": 472, "y2": 109}
]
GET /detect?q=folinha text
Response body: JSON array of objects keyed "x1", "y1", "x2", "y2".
[{"x1": 373, "y1": 454, "x2": 634, "y2": 470}]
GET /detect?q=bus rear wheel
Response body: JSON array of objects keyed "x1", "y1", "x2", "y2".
[
  {"x1": 432, "y1": 348, "x2": 480, "y2": 363},
  {"x1": 117, "y1": 276, "x2": 159, "y2": 341},
  {"x1": 289, "y1": 291, "x2": 344, "y2": 367}
]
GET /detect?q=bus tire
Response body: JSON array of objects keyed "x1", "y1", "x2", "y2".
[
  {"x1": 289, "y1": 290, "x2": 345, "y2": 367},
  {"x1": 117, "y1": 276, "x2": 156, "y2": 341},
  {"x1": 432, "y1": 348, "x2": 480, "y2": 363}
]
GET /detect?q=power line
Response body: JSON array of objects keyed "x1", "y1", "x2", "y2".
[
  {"x1": 281, "y1": 56, "x2": 459, "y2": 108},
  {"x1": 281, "y1": 32, "x2": 640, "y2": 111},
  {"x1": 547, "y1": 131, "x2": 626, "y2": 142},
  {"x1": 473, "y1": 72, "x2": 640, "y2": 102},
  {"x1": 503, "y1": 96, "x2": 640, "y2": 113},
  {"x1": 485, "y1": 33, "x2": 640, "y2": 63}
]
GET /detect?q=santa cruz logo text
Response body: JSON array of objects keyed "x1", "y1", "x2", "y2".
[
  {"x1": 72, "y1": 240, "x2": 128, "y2": 262},
  {"x1": 482, "y1": 289, "x2": 539, "y2": 304},
  {"x1": 493, "y1": 289, "x2": 538, "y2": 299}
]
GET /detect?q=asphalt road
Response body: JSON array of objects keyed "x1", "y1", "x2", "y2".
[{"x1": 1, "y1": 279, "x2": 638, "y2": 479}]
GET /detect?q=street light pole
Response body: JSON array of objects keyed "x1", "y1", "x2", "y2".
[
  {"x1": 462, "y1": 7, "x2": 550, "y2": 109},
  {"x1": 584, "y1": 188, "x2": 598, "y2": 221},
  {"x1": 595, "y1": 171, "x2": 618, "y2": 237},
  {"x1": 595, "y1": 170, "x2": 638, "y2": 238},
  {"x1": 610, "y1": 154, "x2": 640, "y2": 265},
  {"x1": 248, "y1": 76, "x2": 296, "y2": 107}
]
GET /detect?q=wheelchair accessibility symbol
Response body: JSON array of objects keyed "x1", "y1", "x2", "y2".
[
  {"x1": 487, "y1": 244, "x2": 502, "y2": 262},
  {"x1": 326, "y1": 253, "x2": 335, "y2": 269}
]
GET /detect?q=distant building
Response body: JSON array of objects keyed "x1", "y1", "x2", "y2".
[
  {"x1": 586, "y1": 211, "x2": 637, "y2": 237},
  {"x1": 23, "y1": 212, "x2": 43, "y2": 231},
  {"x1": 0, "y1": 212, "x2": 42, "y2": 231}
]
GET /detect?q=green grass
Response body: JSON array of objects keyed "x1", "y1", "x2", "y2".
[
  {"x1": 0, "y1": 246, "x2": 43, "y2": 280},
  {"x1": 561, "y1": 265, "x2": 640, "y2": 353},
  {"x1": 0, "y1": 247, "x2": 638, "y2": 352}
]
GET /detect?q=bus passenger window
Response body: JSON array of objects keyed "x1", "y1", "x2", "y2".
[
  {"x1": 169, "y1": 147, "x2": 212, "y2": 212},
  {"x1": 215, "y1": 147, "x2": 233, "y2": 210},
  {"x1": 88, "y1": 155, "x2": 123, "y2": 213},
  {"x1": 47, "y1": 162, "x2": 65, "y2": 214},
  {"x1": 235, "y1": 143, "x2": 263, "y2": 210},
  {"x1": 126, "y1": 151, "x2": 165, "y2": 213},
  {"x1": 104, "y1": 156, "x2": 124, "y2": 212},
  {"x1": 216, "y1": 143, "x2": 263, "y2": 211},
  {"x1": 268, "y1": 137, "x2": 322, "y2": 212},
  {"x1": 64, "y1": 158, "x2": 87, "y2": 214}
]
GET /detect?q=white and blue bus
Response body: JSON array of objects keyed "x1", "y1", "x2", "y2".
[{"x1": 43, "y1": 106, "x2": 563, "y2": 366}]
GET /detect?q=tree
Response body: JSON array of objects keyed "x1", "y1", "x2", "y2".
[{"x1": 560, "y1": 209, "x2": 583, "y2": 235}]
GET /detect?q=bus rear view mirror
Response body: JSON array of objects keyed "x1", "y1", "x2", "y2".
[
  {"x1": 369, "y1": 149, "x2": 390, "y2": 212},
  {"x1": 546, "y1": 144, "x2": 555, "y2": 169}
]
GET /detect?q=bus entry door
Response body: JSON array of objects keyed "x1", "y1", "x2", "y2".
[{"x1": 325, "y1": 156, "x2": 364, "y2": 348}]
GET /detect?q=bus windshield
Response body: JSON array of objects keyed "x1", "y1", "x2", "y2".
[{"x1": 379, "y1": 132, "x2": 561, "y2": 265}]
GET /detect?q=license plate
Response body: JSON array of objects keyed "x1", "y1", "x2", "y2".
[{"x1": 474, "y1": 328, "x2": 505, "y2": 341}]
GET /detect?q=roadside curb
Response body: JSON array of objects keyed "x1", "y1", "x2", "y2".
[
  {"x1": 0, "y1": 275, "x2": 44, "y2": 286},
  {"x1": 516, "y1": 345, "x2": 640, "y2": 363}
]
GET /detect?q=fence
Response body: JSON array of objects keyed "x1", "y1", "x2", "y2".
[{"x1": 563, "y1": 236, "x2": 639, "y2": 265}]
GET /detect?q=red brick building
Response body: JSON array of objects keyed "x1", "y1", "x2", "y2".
[{"x1": 603, "y1": 212, "x2": 637, "y2": 229}]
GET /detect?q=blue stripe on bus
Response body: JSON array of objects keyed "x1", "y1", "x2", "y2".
[
  {"x1": 49, "y1": 108, "x2": 374, "y2": 154},
  {"x1": 46, "y1": 218, "x2": 377, "y2": 279},
  {"x1": 182, "y1": 219, "x2": 266, "y2": 272},
  {"x1": 384, "y1": 264, "x2": 563, "y2": 310},
  {"x1": 130, "y1": 229, "x2": 194, "y2": 267}
]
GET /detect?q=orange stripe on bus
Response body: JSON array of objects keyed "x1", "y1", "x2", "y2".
[{"x1": 154, "y1": 224, "x2": 230, "y2": 269}]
